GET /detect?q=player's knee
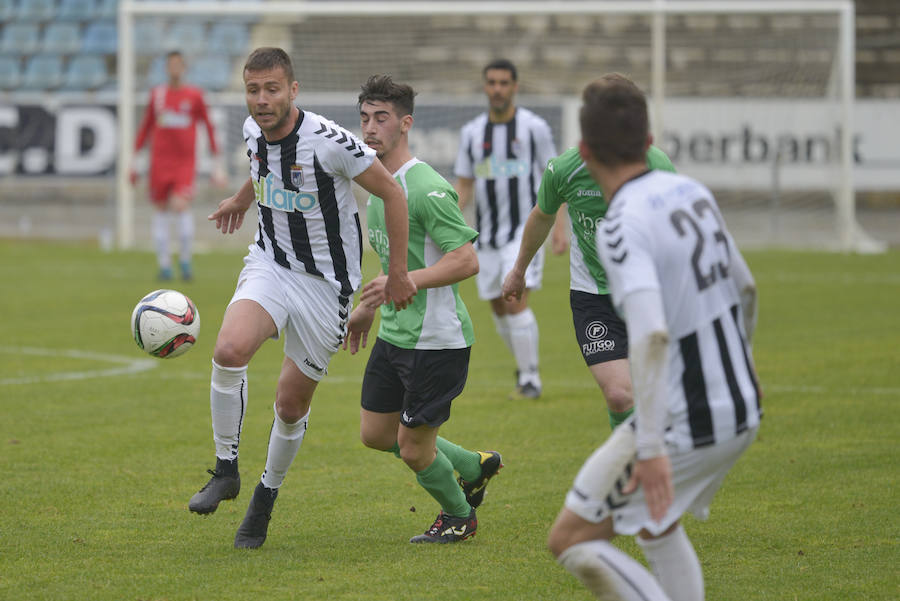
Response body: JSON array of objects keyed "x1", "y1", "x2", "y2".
[
  {"x1": 273, "y1": 395, "x2": 310, "y2": 424},
  {"x1": 398, "y1": 443, "x2": 432, "y2": 472},
  {"x1": 603, "y1": 385, "x2": 633, "y2": 413},
  {"x1": 359, "y1": 427, "x2": 391, "y2": 451},
  {"x1": 547, "y1": 521, "x2": 573, "y2": 558},
  {"x1": 213, "y1": 339, "x2": 253, "y2": 367}
]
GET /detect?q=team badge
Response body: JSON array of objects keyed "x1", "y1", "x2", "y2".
[
  {"x1": 290, "y1": 164, "x2": 303, "y2": 187},
  {"x1": 511, "y1": 139, "x2": 523, "y2": 155}
]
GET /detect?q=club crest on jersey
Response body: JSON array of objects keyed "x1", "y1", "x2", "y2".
[
  {"x1": 290, "y1": 164, "x2": 303, "y2": 187},
  {"x1": 511, "y1": 138, "x2": 523, "y2": 155}
]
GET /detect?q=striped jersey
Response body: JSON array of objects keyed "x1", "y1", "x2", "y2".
[
  {"x1": 538, "y1": 146, "x2": 675, "y2": 295},
  {"x1": 243, "y1": 109, "x2": 375, "y2": 301},
  {"x1": 597, "y1": 170, "x2": 761, "y2": 450},
  {"x1": 454, "y1": 107, "x2": 557, "y2": 249},
  {"x1": 367, "y1": 158, "x2": 478, "y2": 350}
]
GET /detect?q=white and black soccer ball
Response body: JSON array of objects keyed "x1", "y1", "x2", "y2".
[{"x1": 131, "y1": 289, "x2": 200, "y2": 359}]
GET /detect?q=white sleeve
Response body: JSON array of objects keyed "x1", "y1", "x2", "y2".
[
  {"x1": 729, "y1": 244, "x2": 757, "y2": 342},
  {"x1": 317, "y1": 122, "x2": 375, "y2": 180},
  {"x1": 534, "y1": 119, "x2": 557, "y2": 173},
  {"x1": 621, "y1": 288, "x2": 670, "y2": 460},
  {"x1": 453, "y1": 125, "x2": 474, "y2": 179}
]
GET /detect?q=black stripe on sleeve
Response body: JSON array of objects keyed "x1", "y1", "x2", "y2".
[
  {"x1": 713, "y1": 316, "x2": 748, "y2": 434},
  {"x1": 731, "y1": 304, "x2": 762, "y2": 417},
  {"x1": 314, "y1": 154, "x2": 353, "y2": 298},
  {"x1": 529, "y1": 131, "x2": 538, "y2": 208},
  {"x1": 679, "y1": 332, "x2": 715, "y2": 447},
  {"x1": 506, "y1": 114, "x2": 520, "y2": 243}
]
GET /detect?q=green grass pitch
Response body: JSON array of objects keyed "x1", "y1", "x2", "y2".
[{"x1": 1, "y1": 240, "x2": 897, "y2": 601}]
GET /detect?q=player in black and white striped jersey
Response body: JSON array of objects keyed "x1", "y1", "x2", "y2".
[
  {"x1": 548, "y1": 76, "x2": 761, "y2": 601},
  {"x1": 454, "y1": 59, "x2": 560, "y2": 400},
  {"x1": 191, "y1": 47, "x2": 416, "y2": 550}
]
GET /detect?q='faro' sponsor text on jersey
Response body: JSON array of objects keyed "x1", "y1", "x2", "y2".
[
  {"x1": 368, "y1": 227, "x2": 389, "y2": 257},
  {"x1": 253, "y1": 173, "x2": 319, "y2": 212},
  {"x1": 474, "y1": 155, "x2": 530, "y2": 179}
]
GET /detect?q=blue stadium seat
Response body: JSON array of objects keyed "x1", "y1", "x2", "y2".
[
  {"x1": 59, "y1": 0, "x2": 98, "y2": 21},
  {"x1": 134, "y1": 20, "x2": 165, "y2": 55},
  {"x1": 144, "y1": 55, "x2": 166, "y2": 88},
  {"x1": 63, "y1": 54, "x2": 108, "y2": 90},
  {"x1": 96, "y1": 0, "x2": 117, "y2": 20},
  {"x1": 165, "y1": 21, "x2": 207, "y2": 55},
  {"x1": 22, "y1": 54, "x2": 64, "y2": 90},
  {"x1": 188, "y1": 55, "x2": 232, "y2": 91},
  {"x1": 43, "y1": 22, "x2": 83, "y2": 55},
  {"x1": 82, "y1": 21, "x2": 118, "y2": 54},
  {"x1": 0, "y1": 23, "x2": 41, "y2": 55},
  {"x1": 0, "y1": 0, "x2": 15, "y2": 22},
  {"x1": 0, "y1": 55, "x2": 22, "y2": 90},
  {"x1": 207, "y1": 21, "x2": 249, "y2": 57},
  {"x1": 16, "y1": 0, "x2": 57, "y2": 21}
]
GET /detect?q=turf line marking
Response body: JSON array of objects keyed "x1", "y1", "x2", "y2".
[{"x1": 0, "y1": 346, "x2": 158, "y2": 386}]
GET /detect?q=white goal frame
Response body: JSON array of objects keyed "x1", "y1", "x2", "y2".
[{"x1": 117, "y1": 0, "x2": 860, "y2": 251}]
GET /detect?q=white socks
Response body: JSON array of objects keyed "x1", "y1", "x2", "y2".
[
  {"x1": 636, "y1": 526, "x2": 704, "y2": 601},
  {"x1": 177, "y1": 210, "x2": 194, "y2": 266},
  {"x1": 152, "y1": 212, "x2": 171, "y2": 269},
  {"x1": 559, "y1": 540, "x2": 672, "y2": 601},
  {"x1": 506, "y1": 309, "x2": 541, "y2": 388},
  {"x1": 261, "y1": 406, "x2": 310, "y2": 489},
  {"x1": 210, "y1": 360, "x2": 248, "y2": 461},
  {"x1": 152, "y1": 210, "x2": 193, "y2": 269}
]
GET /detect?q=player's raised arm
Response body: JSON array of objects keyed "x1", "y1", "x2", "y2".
[
  {"x1": 454, "y1": 177, "x2": 474, "y2": 210},
  {"x1": 353, "y1": 161, "x2": 417, "y2": 310},
  {"x1": 208, "y1": 177, "x2": 255, "y2": 234}
]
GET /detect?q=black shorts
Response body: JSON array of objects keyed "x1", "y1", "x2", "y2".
[
  {"x1": 360, "y1": 338, "x2": 471, "y2": 429},
  {"x1": 570, "y1": 290, "x2": 629, "y2": 366}
]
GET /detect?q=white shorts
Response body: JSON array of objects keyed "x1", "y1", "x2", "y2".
[
  {"x1": 564, "y1": 423, "x2": 758, "y2": 537},
  {"x1": 229, "y1": 246, "x2": 350, "y2": 381},
  {"x1": 475, "y1": 235, "x2": 544, "y2": 300}
]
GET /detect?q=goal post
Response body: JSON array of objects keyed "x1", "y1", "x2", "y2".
[{"x1": 118, "y1": 0, "x2": 877, "y2": 252}]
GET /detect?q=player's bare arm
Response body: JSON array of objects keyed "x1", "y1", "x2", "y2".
[
  {"x1": 208, "y1": 177, "x2": 255, "y2": 234},
  {"x1": 454, "y1": 177, "x2": 474, "y2": 210},
  {"x1": 343, "y1": 303, "x2": 376, "y2": 355},
  {"x1": 551, "y1": 205, "x2": 570, "y2": 255},
  {"x1": 501, "y1": 205, "x2": 556, "y2": 301},
  {"x1": 353, "y1": 161, "x2": 417, "y2": 310},
  {"x1": 361, "y1": 242, "x2": 478, "y2": 310}
]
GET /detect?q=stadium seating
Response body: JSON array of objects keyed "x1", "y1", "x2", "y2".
[
  {"x1": 165, "y1": 21, "x2": 207, "y2": 55},
  {"x1": 16, "y1": 0, "x2": 57, "y2": 21},
  {"x1": 59, "y1": 0, "x2": 98, "y2": 21},
  {"x1": 134, "y1": 20, "x2": 166, "y2": 55},
  {"x1": 0, "y1": 23, "x2": 41, "y2": 55},
  {"x1": 96, "y1": 0, "x2": 117, "y2": 20},
  {"x1": 42, "y1": 22, "x2": 83, "y2": 55},
  {"x1": 0, "y1": 0, "x2": 15, "y2": 22},
  {"x1": 0, "y1": 54, "x2": 22, "y2": 90},
  {"x1": 82, "y1": 21, "x2": 118, "y2": 54},
  {"x1": 63, "y1": 54, "x2": 108, "y2": 90},
  {"x1": 22, "y1": 54, "x2": 63, "y2": 90},
  {"x1": 188, "y1": 54, "x2": 232, "y2": 91},
  {"x1": 207, "y1": 21, "x2": 250, "y2": 57}
]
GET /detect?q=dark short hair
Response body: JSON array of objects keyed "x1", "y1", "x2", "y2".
[
  {"x1": 244, "y1": 47, "x2": 295, "y2": 83},
  {"x1": 579, "y1": 73, "x2": 648, "y2": 166},
  {"x1": 483, "y1": 58, "x2": 517, "y2": 81},
  {"x1": 357, "y1": 74, "x2": 416, "y2": 117},
  {"x1": 166, "y1": 50, "x2": 183, "y2": 61}
]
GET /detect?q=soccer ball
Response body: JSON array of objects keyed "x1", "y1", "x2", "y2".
[{"x1": 131, "y1": 289, "x2": 200, "y2": 359}]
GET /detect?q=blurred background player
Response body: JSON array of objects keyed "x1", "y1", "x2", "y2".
[
  {"x1": 131, "y1": 50, "x2": 224, "y2": 281},
  {"x1": 548, "y1": 77, "x2": 761, "y2": 601},
  {"x1": 502, "y1": 74, "x2": 675, "y2": 430},
  {"x1": 346, "y1": 74, "x2": 502, "y2": 544},
  {"x1": 453, "y1": 59, "x2": 561, "y2": 400}
]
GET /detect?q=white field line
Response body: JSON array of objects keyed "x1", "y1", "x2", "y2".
[{"x1": 0, "y1": 346, "x2": 158, "y2": 386}]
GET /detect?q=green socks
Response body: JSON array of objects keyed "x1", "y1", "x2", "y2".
[
  {"x1": 415, "y1": 449, "x2": 471, "y2": 518},
  {"x1": 608, "y1": 407, "x2": 635, "y2": 430},
  {"x1": 435, "y1": 436, "x2": 482, "y2": 482}
]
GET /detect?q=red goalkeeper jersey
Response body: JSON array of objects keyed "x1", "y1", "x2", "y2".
[{"x1": 134, "y1": 84, "x2": 218, "y2": 179}]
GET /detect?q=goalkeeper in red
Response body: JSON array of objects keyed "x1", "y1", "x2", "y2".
[
  {"x1": 132, "y1": 50, "x2": 224, "y2": 281},
  {"x1": 345, "y1": 75, "x2": 503, "y2": 543},
  {"x1": 502, "y1": 74, "x2": 675, "y2": 431},
  {"x1": 548, "y1": 75, "x2": 761, "y2": 601}
]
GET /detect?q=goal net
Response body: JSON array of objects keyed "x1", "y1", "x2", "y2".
[{"x1": 118, "y1": 0, "x2": 878, "y2": 252}]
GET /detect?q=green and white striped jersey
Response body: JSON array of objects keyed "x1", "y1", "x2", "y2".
[
  {"x1": 537, "y1": 145, "x2": 675, "y2": 295},
  {"x1": 367, "y1": 158, "x2": 478, "y2": 350}
]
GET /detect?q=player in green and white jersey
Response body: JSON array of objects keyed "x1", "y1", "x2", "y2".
[
  {"x1": 502, "y1": 112, "x2": 675, "y2": 430},
  {"x1": 345, "y1": 75, "x2": 503, "y2": 544}
]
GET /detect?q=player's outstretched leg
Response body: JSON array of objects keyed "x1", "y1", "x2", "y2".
[
  {"x1": 189, "y1": 457, "x2": 240, "y2": 514},
  {"x1": 234, "y1": 481, "x2": 278, "y2": 549},
  {"x1": 457, "y1": 450, "x2": 503, "y2": 509}
]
